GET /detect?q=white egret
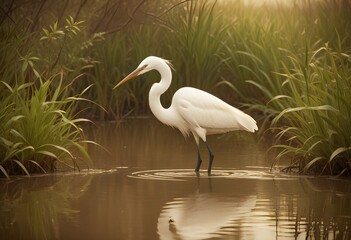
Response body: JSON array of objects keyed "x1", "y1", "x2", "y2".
[{"x1": 113, "y1": 56, "x2": 258, "y2": 174}]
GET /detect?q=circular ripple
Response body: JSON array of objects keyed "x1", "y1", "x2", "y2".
[{"x1": 128, "y1": 168, "x2": 286, "y2": 181}]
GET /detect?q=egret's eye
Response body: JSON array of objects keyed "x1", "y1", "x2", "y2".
[{"x1": 138, "y1": 64, "x2": 148, "y2": 72}]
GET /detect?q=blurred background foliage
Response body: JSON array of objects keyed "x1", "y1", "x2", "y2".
[{"x1": 0, "y1": 0, "x2": 350, "y2": 176}]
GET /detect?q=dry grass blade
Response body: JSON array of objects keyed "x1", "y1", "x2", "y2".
[
  {"x1": 329, "y1": 147, "x2": 351, "y2": 162},
  {"x1": 13, "y1": 160, "x2": 30, "y2": 176},
  {"x1": 0, "y1": 165, "x2": 10, "y2": 179},
  {"x1": 28, "y1": 160, "x2": 47, "y2": 174}
]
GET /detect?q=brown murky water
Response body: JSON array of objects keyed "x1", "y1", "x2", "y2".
[{"x1": 1, "y1": 119, "x2": 350, "y2": 240}]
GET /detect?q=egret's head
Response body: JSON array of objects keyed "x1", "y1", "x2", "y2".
[
  {"x1": 113, "y1": 56, "x2": 172, "y2": 90},
  {"x1": 137, "y1": 56, "x2": 158, "y2": 74}
]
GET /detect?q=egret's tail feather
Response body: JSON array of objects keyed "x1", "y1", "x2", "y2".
[{"x1": 239, "y1": 114, "x2": 258, "y2": 133}]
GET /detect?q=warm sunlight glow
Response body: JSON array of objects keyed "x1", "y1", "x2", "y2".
[{"x1": 221, "y1": 0, "x2": 320, "y2": 7}]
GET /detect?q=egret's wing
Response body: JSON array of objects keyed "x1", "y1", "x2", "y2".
[{"x1": 173, "y1": 87, "x2": 257, "y2": 133}]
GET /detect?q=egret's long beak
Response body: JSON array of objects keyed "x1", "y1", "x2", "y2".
[{"x1": 113, "y1": 65, "x2": 147, "y2": 90}]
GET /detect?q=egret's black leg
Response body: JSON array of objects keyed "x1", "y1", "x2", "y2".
[
  {"x1": 195, "y1": 146, "x2": 202, "y2": 172},
  {"x1": 205, "y1": 142, "x2": 214, "y2": 174}
]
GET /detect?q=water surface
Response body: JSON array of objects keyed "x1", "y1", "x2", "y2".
[{"x1": 1, "y1": 119, "x2": 350, "y2": 239}]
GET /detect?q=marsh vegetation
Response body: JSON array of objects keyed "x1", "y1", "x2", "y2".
[{"x1": 0, "y1": 0, "x2": 350, "y2": 176}]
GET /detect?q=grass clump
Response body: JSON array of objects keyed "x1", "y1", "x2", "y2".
[
  {"x1": 0, "y1": 75, "x2": 93, "y2": 178},
  {"x1": 269, "y1": 46, "x2": 351, "y2": 175}
]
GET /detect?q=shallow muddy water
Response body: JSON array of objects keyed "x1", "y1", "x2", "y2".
[{"x1": 1, "y1": 119, "x2": 350, "y2": 240}]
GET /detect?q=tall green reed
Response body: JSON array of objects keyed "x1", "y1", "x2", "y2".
[{"x1": 163, "y1": 0, "x2": 229, "y2": 92}]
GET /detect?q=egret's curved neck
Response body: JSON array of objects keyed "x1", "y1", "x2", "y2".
[{"x1": 148, "y1": 61, "x2": 174, "y2": 125}]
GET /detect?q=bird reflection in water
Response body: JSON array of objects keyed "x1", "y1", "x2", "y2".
[{"x1": 157, "y1": 189, "x2": 256, "y2": 240}]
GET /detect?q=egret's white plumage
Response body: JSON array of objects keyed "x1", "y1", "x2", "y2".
[{"x1": 113, "y1": 56, "x2": 258, "y2": 174}]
